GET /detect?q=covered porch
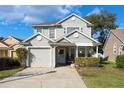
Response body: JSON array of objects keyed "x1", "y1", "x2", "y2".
[{"x1": 52, "y1": 43, "x2": 99, "y2": 66}]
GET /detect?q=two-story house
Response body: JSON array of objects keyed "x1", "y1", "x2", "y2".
[{"x1": 23, "y1": 13, "x2": 100, "y2": 67}]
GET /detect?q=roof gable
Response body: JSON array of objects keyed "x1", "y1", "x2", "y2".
[
  {"x1": 56, "y1": 30, "x2": 100, "y2": 44},
  {"x1": 56, "y1": 13, "x2": 92, "y2": 25},
  {"x1": 23, "y1": 32, "x2": 54, "y2": 42},
  {"x1": 0, "y1": 41, "x2": 8, "y2": 48},
  {"x1": 103, "y1": 29, "x2": 124, "y2": 49}
]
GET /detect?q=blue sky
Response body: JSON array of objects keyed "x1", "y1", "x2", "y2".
[{"x1": 0, "y1": 5, "x2": 124, "y2": 40}]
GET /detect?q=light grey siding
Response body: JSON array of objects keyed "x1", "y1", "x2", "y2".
[
  {"x1": 61, "y1": 15, "x2": 91, "y2": 37},
  {"x1": 35, "y1": 15, "x2": 92, "y2": 40},
  {"x1": 29, "y1": 34, "x2": 50, "y2": 46},
  {"x1": 66, "y1": 32, "x2": 93, "y2": 43}
]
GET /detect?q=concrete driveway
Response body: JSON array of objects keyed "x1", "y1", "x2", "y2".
[{"x1": 0, "y1": 66, "x2": 86, "y2": 88}]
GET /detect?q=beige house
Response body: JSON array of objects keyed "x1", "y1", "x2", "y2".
[
  {"x1": 103, "y1": 29, "x2": 124, "y2": 62},
  {"x1": 0, "y1": 36, "x2": 23, "y2": 58}
]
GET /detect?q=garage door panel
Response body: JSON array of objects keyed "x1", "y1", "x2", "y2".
[{"x1": 29, "y1": 48, "x2": 51, "y2": 67}]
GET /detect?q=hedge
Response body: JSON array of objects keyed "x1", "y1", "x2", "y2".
[
  {"x1": 75, "y1": 57, "x2": 100, "y2": 67},
  {"x1": 116, "y1": 55, "x2": 124, "y2": 68},
  {"x1": 0, "y1": 57, "x2": 20, "y2": 70}
]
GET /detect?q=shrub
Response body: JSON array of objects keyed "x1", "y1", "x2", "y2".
[
  {"x1": 16, "y1": 48, "x2": 28, "y2": 67},
  {"x1": 75, "y1": 57, "x2": 100, "y2": 67},
  {"x1": 0, "y1": 57, "x2": 20, "y2": 70},
  {"x1": 116, "y1": 55, "x2": 124, "y2": 68}
]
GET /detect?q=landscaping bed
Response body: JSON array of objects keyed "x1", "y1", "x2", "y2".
[{"x1": 76, "y1": 63, "x2": 124, "y2": 88}]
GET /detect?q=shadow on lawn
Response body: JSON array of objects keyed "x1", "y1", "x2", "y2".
[{"x1": 0, "y1": 70, "x2": 56, "y2": 83}]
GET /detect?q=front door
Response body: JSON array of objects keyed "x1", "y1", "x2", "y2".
[{"x1": 57, "y1": 48, "x2": 66, "y2": 64}]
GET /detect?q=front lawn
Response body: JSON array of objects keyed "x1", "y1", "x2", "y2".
[
  {"x1": 0, "y1": 68, "x2": 23, "y2": 79},
  {"x1": 76, "y1": 63, "x2": 124, "y2": 88}
]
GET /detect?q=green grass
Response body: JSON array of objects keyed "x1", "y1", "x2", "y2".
[
  {"x1": 0, "y1": 68, "x2": 23, "y2": 79},
  {"x1": 76, "y1": 63, "x2": 124, "y2": 88}
]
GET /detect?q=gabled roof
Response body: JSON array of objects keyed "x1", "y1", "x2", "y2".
[
  {"x1": 32, "y1": 13, "x2": 93, "y2": 27},
  {"x1": 2, "y1": 36, "x2": 23, "y2": 42},
  {"x1": 56, "y1": 13, "x2": 93, "y2": 25},
  {"x1": 0, "y1": 41, "x2": 9, "y2": 48},
  {"x1": 103, "y1": 29, "x2": 124, "y2": 49},
  {"x1": 23, "y1": 32, "x2": 54, "y2": 42},
  {"x1": 56, "y1": 30, "x2": 100, "y2": 44}
]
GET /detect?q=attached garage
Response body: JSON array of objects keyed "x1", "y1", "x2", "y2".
[{"x1": 28, "y1": 47, "x2": 51, "y2": 67}]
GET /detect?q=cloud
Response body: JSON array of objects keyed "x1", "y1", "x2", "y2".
[
  {"x1": 87, "y1": 7, "x2": 101, "y2": 16},
  {"x1": 0, "y1": 5, "x2": 82, "y2": 25}
]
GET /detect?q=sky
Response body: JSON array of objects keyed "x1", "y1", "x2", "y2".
[{"x1": 0, "y1": 5, "x2": 124, "y2": 40}]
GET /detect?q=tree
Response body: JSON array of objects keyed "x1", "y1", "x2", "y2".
[
  {"x1": 85, "y1": 10, "x2": 118, "y2": 53},
  {"x1": 16, "y1": 48, "x2": 28, "y2": 67},
  {"x1": 0, "y1": 37, "x2": 4, "y2": 41}
]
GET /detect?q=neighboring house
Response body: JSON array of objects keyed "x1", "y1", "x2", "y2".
[
  {"x1": 103, "y1": 29, "x2": 124, "y2": 62},
  {"x1": 23, "y1": 13, "x2": 100, "y2": 67},
  {"x1": 0, "y1": 36, "x2": 23, "y2": 58}
]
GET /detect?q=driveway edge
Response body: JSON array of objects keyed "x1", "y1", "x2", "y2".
[{"x1": 74, "y1": 67, "x2": 87, "y2": 88}]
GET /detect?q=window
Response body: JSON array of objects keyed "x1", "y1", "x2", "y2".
[
  {"x1": 66, "y1": 27, "x2": 79, "y2": 33},
  {"x1": 37, "y1": 28, "x2": 42, "y2": 33},
  {"x1": 113, "y1": 43, "x2": 117, "y2": 54},
  {"x1": 49, "y1": 28, "x2": 55, "y2": 39},
  {"x1": 81, "y1": 28, "x2": 83, "y2": 32},
  {"x1": 59, "y1": 49, "x2": 64, "y2": 54},
  {"x1": 119, "y1": 47, "x2": 122, "y2": 55}
]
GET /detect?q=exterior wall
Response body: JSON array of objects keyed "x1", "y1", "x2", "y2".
[
  {"x1": 11, "y1": 44, "x2": 24, "y2": 57},
  {"x1": 28, "y1": 34, "x2": 50, "y2": 46},
  {"x1": 3, "y1": 37, "x2": 19, "y2": 45},
  {"x1": 35, "y1": 15, "x2": 91, "y2": 40},
  {"x1": 0, "y1": 50, "x2": 8, "y2": 57},
  {"x1": 104, "y1": 33, "x2": 124, "y2": 62},
  {"x1": 67, "y1": 32, "x2": 93, "y2": 43},
  {"x1": 61, "y1": 15, "x2": 91, "y2": 37}
]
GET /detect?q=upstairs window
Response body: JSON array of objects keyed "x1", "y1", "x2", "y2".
[
  {"x1": 66, "y1": 27, "x2": 79, "y2": 34},
  {"x1": 49, "y1": 28, "x2": 55, "y2": 39},
  {"x1": 37, "y1": 28, "x2": 42, "y2": 33},
  {"x1": 113, "y1": 43, "x2": 117, "y2": 54}
]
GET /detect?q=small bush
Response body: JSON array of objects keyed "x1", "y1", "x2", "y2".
[
  {"x1": 0, "y1": 57, "x2": 20, "y2": 70},
  {"x1": 16, "y1": 48, "x2": 28, "y2": 67},
  {"x1": 75, "y1": 57, "x2": 100, "y2": 67},
  {"x1": 116, "y1": 55, "x2": 124, "y2": 68}
]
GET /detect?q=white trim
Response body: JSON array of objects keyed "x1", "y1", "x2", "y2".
[
  {"x1": 23, "y1": 32, "x2": 54, "y2": 42},
  {"x1": 56, "y1": 30, "x2": 100, "y2": 44},
  {"x1": 48, "y1": 27, "x2": 56, "y2": 39},
  {"x1": 63, "y1": 37, "x2": 72, "y2": 43},
  {"x1": 65, "y1": 26, "x2": 80, "y2": 34},
  {"x1": 50, "y1": 46, "x2": 52, "y2": 67},
  {"x1": 76, "y1": 42, "x2": 93, "y2": 46},
  {"x1": 27, "y1": 46, "x2": 51, "y2": 49},
  {"x1": 56, "y1": 13, "x2": 92, "y2": 25}
]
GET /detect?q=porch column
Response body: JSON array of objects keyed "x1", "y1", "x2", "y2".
[
  {"x1": 96, "y1": 46, "x2": 98, "y2": 57},
  {"x1": 85, "y1": 47, "x2": 88, "y2": 57},
  {"x1": 52, "y1": 46, "x2": 56, "y2": 68},
  {"x1": 76, "y1": 46, "x2": 78, "y2": 58}
]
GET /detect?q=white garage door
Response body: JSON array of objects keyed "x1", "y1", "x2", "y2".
[{"x1": 29, "y1": 48, "x2": 51, "y2": 67}]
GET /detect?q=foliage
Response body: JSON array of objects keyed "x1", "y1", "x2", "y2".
[
  {"x1": 0, "y1": 57, "x2": 20, "y2": 70},
  {"x1": 75, "y1": 57, "x2": 100, "y2": 67},
  {"x1": 116, "y1": 55, "x2": 124, "y2": 68},
  {"x1": 0, "y1": 37, "x2": 4, "y2": 41},
  {"x1": 16, "y1": 48, "x2": 28, "y2": 67},
  {"x1": 85, "y1": 10, "x2": 118, "y2": 53}
]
